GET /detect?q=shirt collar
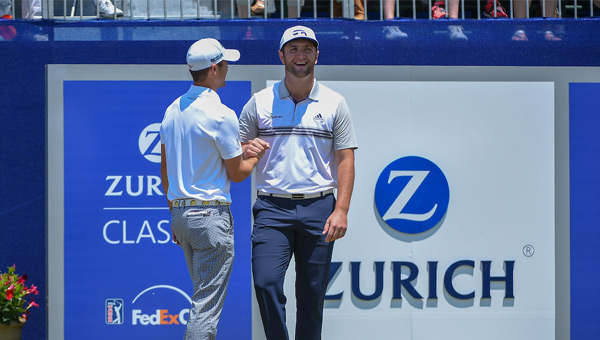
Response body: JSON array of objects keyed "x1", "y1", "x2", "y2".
[
  {"x1": 188, "y1": 85, "x2": 221, "y2": 102},
  {"x1": 278, "y1": 78, "x2": 320, "y2": 102}
]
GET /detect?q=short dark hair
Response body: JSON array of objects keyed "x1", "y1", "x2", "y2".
[
  {"x1": 189, "y1": 61, "x2": 224, "y2": 82},
  {"x1": 190, "y1": 68, "x2": 209, "y2": 83}
]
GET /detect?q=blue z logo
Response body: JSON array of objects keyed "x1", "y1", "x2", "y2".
[{"x1": 374, "y1": 156, "x2": 450, "y2": 234}]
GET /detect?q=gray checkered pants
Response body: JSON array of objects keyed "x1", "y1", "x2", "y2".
[{"x1": 171, "y1": 205, "x2": 235, "y2": 340}]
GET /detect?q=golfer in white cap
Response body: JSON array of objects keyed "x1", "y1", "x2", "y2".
[
  {"x1": 160, "y1": 38, "x2": 269, "y2": 340},
  {"x1": 240, "y1": 26, "x2": 358, "y2": 340}
]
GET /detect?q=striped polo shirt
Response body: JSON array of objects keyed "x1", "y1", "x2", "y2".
[{"x1": 239, "y1": 79, "x2": 358, "y2": 194}]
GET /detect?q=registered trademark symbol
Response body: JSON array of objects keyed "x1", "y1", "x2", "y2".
[{"x1": 523, "y1": 245, "x2": 535, "y2": 257}]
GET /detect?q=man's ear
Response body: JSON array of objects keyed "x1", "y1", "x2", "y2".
[{"x1": 278, "y1": 50, "x2": 285, "y2": 65}]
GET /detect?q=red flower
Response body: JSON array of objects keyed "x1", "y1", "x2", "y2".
[
  {"x1": 6, "y1": 284, "x2": 15, "y2": 300},
  {"x1": 1, "y1": 265, "x2": 38, "y2": 324},
  {"x1": 27, "y1": 285, "x2": 39, "y2": 295},
  {"x1": 27, "y1": 300, "x2": 39, "y2": 309},
  {"x1": 17, "y1": 275, "x2": 27, "y2": 285}
]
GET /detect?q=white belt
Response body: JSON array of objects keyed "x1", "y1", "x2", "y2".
[
  {"x1": 172, "y1": 199, "x2": 230, "y2": 208},
  {"x1": 257, "y1": 188, "x2": 334, "y2": 200}
]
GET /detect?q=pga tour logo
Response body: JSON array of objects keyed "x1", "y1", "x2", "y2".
[
  {"x1": 374, "y1": 156, "x2": 450, "y2": 234},
  {"x1": 105, "y1": 298, "x2": 124, "y2": 325}
]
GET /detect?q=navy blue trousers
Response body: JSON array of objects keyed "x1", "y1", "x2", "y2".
[{"x1": 251, "y1": 194, "x2": 335, "y2": 340}]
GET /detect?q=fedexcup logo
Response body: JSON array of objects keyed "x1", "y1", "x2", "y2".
[
  {"x1": 139, "y1": 123, "x2": 161, "y2": 163},
  {"x1": 374, "y1": 156, "x2": 449, "y2": 234},
  {"x1": 131, "y1": 285, "x2": 191, "y2": 326}
]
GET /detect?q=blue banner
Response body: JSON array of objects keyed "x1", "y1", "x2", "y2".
[
  {"x1": 569, "y1": 82, "x2": 600, "y2": 340},
  {"x1": 63, "y1": 80, "x2": 252, "y2": 339}
]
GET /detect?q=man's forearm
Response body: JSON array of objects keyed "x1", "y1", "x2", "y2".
[{"x1": 335, "y1": 149, "x2": 355, "y2": 214}]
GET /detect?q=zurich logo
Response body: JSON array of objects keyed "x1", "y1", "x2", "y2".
[
  {"x1": 138, "y1": 123, "x2": 161, "y2": 163},
  {"x1": 374, "y1": 156, "x2": 449, "y2": 234}
]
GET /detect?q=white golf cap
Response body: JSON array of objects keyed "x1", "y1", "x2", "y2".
[
  {"x1": 186, "y1": 38, "x2": 240, "y2": 71},
  {"x1": 279, "y1": 25, "x2": 319, "y2": 50}
]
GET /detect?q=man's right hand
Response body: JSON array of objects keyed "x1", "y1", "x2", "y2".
[{"x1": 244, "y1": 138, "x2": 270, "y2": 159}]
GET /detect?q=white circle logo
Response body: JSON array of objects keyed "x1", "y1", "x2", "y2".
[{"x1": 139, "y1": 123, "x2": 161, "y2": 163}]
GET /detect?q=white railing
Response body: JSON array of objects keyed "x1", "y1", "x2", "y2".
[{"x1": 3, "y1": 0, "x2": 598, "y2": 20}]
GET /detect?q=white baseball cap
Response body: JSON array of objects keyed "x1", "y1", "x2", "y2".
[
  {"x1": 186, "y1": 38, "x2": 240, "y2": 71},
  {"x1": 279, "y1": 25, "x2": 319, "y2": 50}
]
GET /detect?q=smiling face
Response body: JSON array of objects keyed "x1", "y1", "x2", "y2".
[{"x1": 279, "y1": 38, "x2": 319, "y2": 79}]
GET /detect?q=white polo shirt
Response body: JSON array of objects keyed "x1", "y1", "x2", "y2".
[
  {"x1": 239, "y1": 79, "x2": 357, "y2": 194},
  {"x1": 160, "y1": 85, "x2": 242, "y2": 202}
]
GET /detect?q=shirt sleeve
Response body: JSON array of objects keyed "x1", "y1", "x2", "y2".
[
  {"x1": 159, "y1": 104, "x2": 172, "y2": 145},
  {"x1": 216, "y1": 108, "x2": 243, "y2": 160},
  {"x1": 239, "y1": 95, "x2": 259, "y2": 143},
  {"x1": 333, "y1": 97, "x2": 358, "y2": 150}
]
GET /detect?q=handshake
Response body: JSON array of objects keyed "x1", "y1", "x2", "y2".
[{"x1": 243, "y1": 138, "x2": 271, "y2": 160}]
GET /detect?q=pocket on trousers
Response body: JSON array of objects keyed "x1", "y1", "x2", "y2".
[
  {"x1": 252, "y1": 197, "x2": 263, "y2": 218},
  {"x1": 185, "y1": 209, "x2": 211, "y2": 217}
]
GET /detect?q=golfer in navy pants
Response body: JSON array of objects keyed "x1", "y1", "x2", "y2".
[
  {"x1": 239, "y1": 25, "x2": 358, "y2": 340},
  {"x1": 252, "y1": 194, "x2": 336, "y2": 339}
]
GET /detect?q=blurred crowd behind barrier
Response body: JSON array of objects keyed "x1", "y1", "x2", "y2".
[{"x1": 0, "y1": 0, "x2": 599, "y2": 20}]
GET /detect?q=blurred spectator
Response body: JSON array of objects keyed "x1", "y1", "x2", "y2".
[
  {"x1": 22, "y1": 0, "x2": 41, "y2": 18},
  {"x1": 332, "y1": 0, "x2": 365, "y2": 20},
  {"x1": 513, "y1": 0, "x2": 557, "y2": 19},
  {"x1": 432, "y1": 0, "x2": 507, "y2": 19},
  {"x1": 483, "y1": 0, "x2": 508, "y2": 17},
  {"x1": 57, "y1": 0, "x2": 122, "y2": 18},
  {"x1": 0, "y1": 0, "x2": 11, "y2": 18},
  {"x1": 353, "y1": 0, "x2": 364, "y2": 19},
  {"x1": 512, "y1": 0, "x2": 560, "y2": 41},
  {"x1": 431, "y1": 0, "x2": 462, "y2": 20},
  {"x1": 239, "y1": 0, "x2": 303, "y2": 17}
]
